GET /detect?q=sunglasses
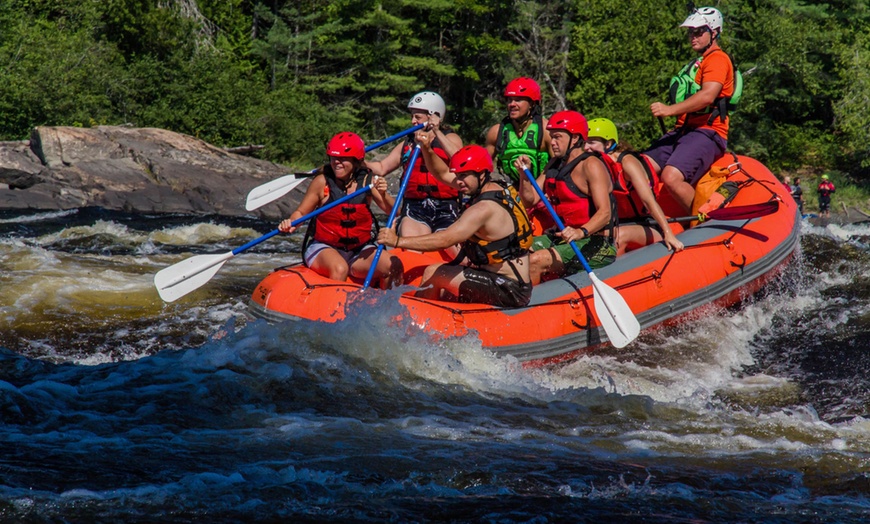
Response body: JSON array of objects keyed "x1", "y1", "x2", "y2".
[{"x1": 687, "y1": 27, "x2": 709, "y2": 37}]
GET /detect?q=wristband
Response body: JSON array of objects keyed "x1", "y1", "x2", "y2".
[
  {"x1": 579, "y1": 227, "x2": 589, "y2": 238},
  {"x1": 395, "y1": 236, "x2": 400, "y2": 249}
]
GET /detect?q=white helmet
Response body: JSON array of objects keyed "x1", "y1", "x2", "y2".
[
  {"x1": 408, "y1": 91, "x2": 446, "y2": 118},
  {"x1": 680, "y1": 7, "x2": 723, "y2": 35}
]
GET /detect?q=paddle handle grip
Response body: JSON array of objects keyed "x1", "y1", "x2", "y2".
[
  {"x1": 522, "y1": 167, "x2": 594, "y2": 275},
  {"x1": 362, "y1": 145, "x2": 422, "y2": 289},
  {"x1": 233, "y1": 183, "x2": 374, "y2": 256}
]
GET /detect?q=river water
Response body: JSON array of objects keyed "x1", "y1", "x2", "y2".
[{"x1": 1, "y1": 207, "x2": 869, "y2": 522}]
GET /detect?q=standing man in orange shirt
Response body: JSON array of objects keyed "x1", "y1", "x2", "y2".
[{"x1": 645, "y1": 7, "x2": 735, "y2": 213}]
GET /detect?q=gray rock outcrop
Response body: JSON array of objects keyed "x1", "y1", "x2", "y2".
[{"x1": 0, "y1": 126, "x2": 305, "y2": 221}]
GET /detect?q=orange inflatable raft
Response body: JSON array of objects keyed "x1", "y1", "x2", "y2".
[{"x1": 248, "y1": 154, "x2": 799, "y2": 366}]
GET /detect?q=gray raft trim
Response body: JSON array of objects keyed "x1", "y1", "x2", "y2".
[
  {"x1": 494, "y1": 213, "x2": 801, "y2": 361},
  {"x1": 249, "y1": 211, "x2": 801, "y2": 363}
]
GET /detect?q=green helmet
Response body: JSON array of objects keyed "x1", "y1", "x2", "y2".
[{"x1": 587, "y1": 118, "x2": 618, "y2": 143}]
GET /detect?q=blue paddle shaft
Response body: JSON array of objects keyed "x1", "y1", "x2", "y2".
[
  {"x1": 522, "y1": 167, "x2": 594, "y2": 274},
  {"x1": 362, "y1": 145, "x2": 422, "y2": 289},
  {"x1": 365, "y1": 124, "x2": 424, "y2": 152},
  {"x1": 232, "y1": 183, "x2": 374, "y2": 256}
]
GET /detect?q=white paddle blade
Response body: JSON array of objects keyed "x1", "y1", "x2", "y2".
[
  {"x1": 154, "y1": 252, "x2": 235, "y2": 302},
  {"x1": 245, "y1": 175, "x2": 307, "y2": 211},
  {"x1": 589, "y1": 272, "x2": 641, "y2": 348}
]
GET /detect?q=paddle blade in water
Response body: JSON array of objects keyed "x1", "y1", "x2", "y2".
[
  {"x1": 245, "y1": 175, "x2": 308, "y2": 211},
  {"x1": 589, "y1": 272, "x2": 641, "y2": 348},
  {"x1": 154, "y1": 252, "x2": 234, "y2": 302}
]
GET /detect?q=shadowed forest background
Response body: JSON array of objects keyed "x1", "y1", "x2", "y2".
[{"x1": 1, "y1": 0, "x2": 868, "y2": 180}]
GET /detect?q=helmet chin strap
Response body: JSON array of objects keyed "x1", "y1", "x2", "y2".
[
  {"x1": 699, "y1": 27, "x2": 718, "y2": 54},
  {"x1": 468, "y1": 171, "x2": 491, "y2": 199},
  {"x1": 567, "y1": 135, "x2": 585, "y2": 154},
  {"x1": 512, "y1": 102, "x2": 537, "y2": 127}
]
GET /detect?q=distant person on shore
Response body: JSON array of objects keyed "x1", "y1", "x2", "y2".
[
  {"x1": 782, "y1": 176, "x2": 792, "y2": 192},
  {"x1": 278, "y1": 132, "x2": 402, "y2": 289},
  {"x1": 817, "y1": 174, "x2": 835, "y2": 218},
  {"x1": 644, "y1": 7, "x2": 735, "y2": 213},
  {"x1": 791, "y1": 177, "x2": 804, "y2": 215}
]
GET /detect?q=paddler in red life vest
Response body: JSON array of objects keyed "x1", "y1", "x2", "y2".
[
  {"x1": 484, "y1": 77, "x2": 553, "y2": 228},
  {"x1": 514, "y1": 111, "x2": 618, "y2": 285},
  {"x1": 645, "y1": 6, "x2": 734, "y2": 214},
  {"x1": 278, "y1": 132, "x2": 403, "y2": 289},
  {"x1": 585, "y1": 118, "x2": 684, "y2": 255},
  {"x1": 377, "y1": 144, "x2": 534, "y2": 308},
  {"x1": 368, "y1": 91, "x2": 463, "y2": 255}
]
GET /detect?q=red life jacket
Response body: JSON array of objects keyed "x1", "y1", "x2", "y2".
[
  {"x1": 818, "y1": 181, "x2": 835, "y2": 197},
  {"x1": 401, "y1": 136, "x2": 460, "y2": 200},
  {"x1": 543, "y1": 151, "x2": 618, "y2": 234},
  {"x1": 310, "y1": 167, "x2": 375, "y2": 251},
  {"x1": 610, "y1": 151, "x2": 661, "y2": 220}
]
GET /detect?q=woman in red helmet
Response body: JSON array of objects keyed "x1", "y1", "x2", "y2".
[
  {"x1": 514, "y1": 110, "x2": 618, "y2": 285},
  {"x1": 378, "y1": 144, "x2": 534, "y2": 308},
  {"x1": 278, "y1": 132, "x2": 402, "y2": 289}
]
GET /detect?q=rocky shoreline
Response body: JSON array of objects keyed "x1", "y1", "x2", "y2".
[{"x1": 0, "y1": 126, "x2": 305, "y2": 221}]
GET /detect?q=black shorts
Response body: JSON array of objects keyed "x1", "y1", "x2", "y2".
[
  {"x1": 818, "y1": 195, "x2": 831, "y2": 212},
  {"x1": 402, "y1": 197, "x2": 460, "y2": 232},
  {"x1": 457, "y1": 266, "x2": 532, "y2": 308}
]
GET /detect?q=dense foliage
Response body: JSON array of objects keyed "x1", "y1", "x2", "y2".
[{"x1": 0, "y1": 0, "x2": 867, "y2": 174}]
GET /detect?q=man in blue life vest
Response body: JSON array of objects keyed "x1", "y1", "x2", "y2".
[{"x1": 645, "y1": 6, "x2": 735, "y2": 214}]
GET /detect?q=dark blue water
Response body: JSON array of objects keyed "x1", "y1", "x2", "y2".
[{"x1": 1, "y1": 209, "x2": 869, "y2": 522}]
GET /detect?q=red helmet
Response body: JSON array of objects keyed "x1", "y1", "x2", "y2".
[
  {"x1": 504, "y1": 77, "x2": 541, "y2": 102},
  {"x1": 546, "y1": 111, "x2": 588, "y2": 140},
  {"x1": 326, "y1": 132, "x2": 365, "y2": 160},
  {"x1": 449, "y1": 145, "x2": 493, "y2": 174}
]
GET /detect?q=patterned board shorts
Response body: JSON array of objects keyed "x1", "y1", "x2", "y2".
[
  {"x1": 402, "y1": 197, "x2": 460, "y2": 232},
  {"x1": 532, "y1": 233, "x2": 616, "y2": 271}
]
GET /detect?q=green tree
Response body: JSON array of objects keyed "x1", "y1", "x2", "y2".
[{"x1": 567, "y1": 0, "x2": 683, "y2": 149}]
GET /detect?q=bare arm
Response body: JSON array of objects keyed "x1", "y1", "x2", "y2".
[
  {"x1": 416, "y1": 131, "x2": 460, "y2": 188},
  {"x1": 378, "y1": 202, "x2": 491, "y2": 251},
  {"x1": 484, "y1": 123, "x2": 500, "y2": 159},
  {"x1": 540, "y1": 117, "x2": 554, "y2": 156},
  {"x1": 366, "y1": 143, "x2": 403, "y2": 177},
  {"x1": 561, "y1": 157, "x2": 611, "y2": 242},
  {"x1": 278, "y1": 175, "x2": 328, "y2": 233},
  {"x1": 513, "y1": 155, "x2": 543, "y2": 208},
  {"x1": 369, "y1": 175, "x2": 394, "y2": 213},
  {"x1": 427, "y1": 114, "x2": 463, "y2": 158}
]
